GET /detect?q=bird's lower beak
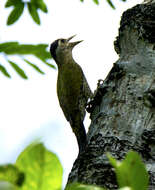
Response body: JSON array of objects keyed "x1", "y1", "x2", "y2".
[
  {"x1": 69, "y1": 40, "x2": 83, "y2": 48},
  {"x1": 67, "y1": 35, "x2": 83, "y2": 48}
]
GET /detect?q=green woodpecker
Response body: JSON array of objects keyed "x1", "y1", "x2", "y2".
[{"x1": 50, "y1": 35, "x2": 92, "y2": 154}]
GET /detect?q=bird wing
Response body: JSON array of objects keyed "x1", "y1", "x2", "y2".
[
  {"x1": 82, "y1": 74, "x2": 93, "y2": 99},
  {"x1": 57, "y1": 63, "x2": 84, "y2": 122}
]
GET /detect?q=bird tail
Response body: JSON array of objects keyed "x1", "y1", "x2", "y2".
[{"x1": 72, "y1": 122, "x2": 87, "y2": 154}]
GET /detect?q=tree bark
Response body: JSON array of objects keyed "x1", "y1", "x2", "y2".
[{"x1": 67, "y1": 2, "x2": 155, "y2": 189}]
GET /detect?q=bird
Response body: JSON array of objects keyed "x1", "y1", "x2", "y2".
[{"x1": 50, "y1": 35, "x2": 93, "y2": 154}]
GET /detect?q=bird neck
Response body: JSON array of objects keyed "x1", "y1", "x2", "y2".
[{"x1": 56, "y1": 52, "x2": 75, "y2": 67}]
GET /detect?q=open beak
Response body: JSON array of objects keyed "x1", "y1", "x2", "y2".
[
  {"x1": 67, "y1": 35, "x2": 77, "y2": 42},
  {"x1": 67, "y1": 35, "x2": 83, "y2": 48}
]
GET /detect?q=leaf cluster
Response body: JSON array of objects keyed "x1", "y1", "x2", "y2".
[
  {"x1": 5, "y1": 0, "x2": 126, "y2": 26},
  {"x1": 0, "y1": 144, "x2": 149, "y2": 190},
  {"x1": 5, "y1": 0, "x2": 48, "y2": 25},
  {"x1": 0, "y1": 0, "x2": 55, "y2": 79},
  {"x1": 1, "y1": 0, "x2": 128, "y2": 79},
  {"x1": 0, "y1": 42, "x2": 55, "y2": 79},
  {"x1": 0, "y1": 143, "x2": 63, "y2": 190},
  {"x1": 80, "y1": 0, "x2": 127, "y2": 9},
  {"x1": 108, "y1": 151, "x2": 149, "y2": 190}
]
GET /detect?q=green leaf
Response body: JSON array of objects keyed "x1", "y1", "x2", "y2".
[
  {"x1": 43, "y1": 61, "x2": 56, "y2": 69},
  {"x1": 0, "y1": 164, "x2": 24, "y2": 186},
  {"x1": 106, "y1": 0, "x2": 115, "y2": 9},
  {"x1": 24, "y1": 59, "x2": 45, "y2": 74},
  {"x1": 0, "y1": 64, "x2": 11, "y2": 78},
  {"x1": 5, "y1": 0, "x2": 22, "y2": 7},
  {"x1": 7, "y1": 2, "x2": 24, "y2": 25},
  {"x1": 93, "y1": 0, "x2": 99, "y2": 5},
  {"x1": 27, "y1": 2, "x2": 40, "y2": 25},
  {"x1": 107, "y1": 153, "x2": 118, "y2": 168},
  {"x1": 0, "y1": 42, "x2": 56, "y2": 73},
  {"x1": 8, "y1": 60, "x2": 28, "y2": 79},
  {"x1": 5, "y1": 0, "x2": 14, "y2": 7},
  {"x1": 5, "y1": 0, "x2": 47, "y2": 25},
  {"x1": 0, "y1": 42, "x2": 51, "y2": 61},
  {"x1": 16, "y1": 143, "x2": 63, "y2": 190},
  {"x1": 31, "y1": 44, "x2": 51, "y2": 61},
  {"x1": 66, "y1": 183, "x2": 105, "y2": 190},
  {"x1": 108, "y1": 151, "x2": 149, "y2": 190},
  {"x1": 1, "y1": 43, "x2": 45, "y2": 55},
  {"x1": 38, "y1": 2, "x2": 48, "y2": 13},
  {"x1": 35, "y1": 0, "x2": 48, "y2": 13},
  {"x1": 0, "y1": 42, "x2": 19, "y2": 52}
]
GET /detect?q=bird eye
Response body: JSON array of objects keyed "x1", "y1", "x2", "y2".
[{"x1": 60, "y1": 39, "x2": 65, "y2": 43}]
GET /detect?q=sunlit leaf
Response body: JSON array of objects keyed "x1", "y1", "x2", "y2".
[
  {"x1": 107, "y1": 153, "x2": 118, "y2": 168},
  {"x1": 24, "y1": 59, "x2": 45, "y2": 74},
  {"x1": 27, "y1": 2, "x2": 40, "y2": 25},
  {"x1": 0, "y1": 64, "x2": 11, "y2": 78},
  {"x1": 7, "y1": 2, "x2": 24, "y2": 25},
  {"x1": 16, "y1": 143, "x2": 63, "y2": 190},
  {"x1": 106, "y1": 0, "x2": 115, "y2": 9},
  {"x1": 0, "y1": 164, "x2": 24, "y2": 187},
  {"x1": 8, "y1": 60, "x2": 28, "y2": 79},
  {"x1": 108, "y1": 151, "x2": 149, "y2": 190}
]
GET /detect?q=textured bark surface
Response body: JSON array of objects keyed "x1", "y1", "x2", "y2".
[{"x1": 67, "y1": 2, "x2": 155, "y2": 189}]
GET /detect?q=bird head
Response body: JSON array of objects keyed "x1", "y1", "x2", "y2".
[{"x1": 50, "y1": 35, "x2": 83, "y2": 64}]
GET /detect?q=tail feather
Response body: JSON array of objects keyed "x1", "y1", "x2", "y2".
[{"x1": 72, "y1": 122, "x2": 87, "y2": 154}]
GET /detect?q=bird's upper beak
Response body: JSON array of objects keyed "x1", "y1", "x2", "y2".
[{"x1": 67, "y1": 35, "x2": 83, "y2": 48}]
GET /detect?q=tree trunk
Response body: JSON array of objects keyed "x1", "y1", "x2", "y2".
[{"x1": 67, "y1": 2, "x2": 155, "y2": 189}]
